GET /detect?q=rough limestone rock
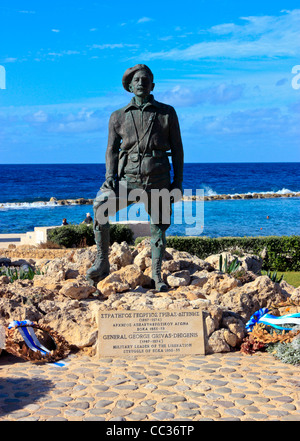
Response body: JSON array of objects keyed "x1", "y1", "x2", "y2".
[
  {"x1": 211, "y1": 275, "x2": 289, "y2": 320},
  {"x1": 109, "y1": 241, "x2": 133, "y2": 270},
  {"x1": 239, "y1": 254, "x2": 262, "y2": 275},
  {"x1": 59, "y1": 278, "x2": 96, "y2": 300},
  {"x1": 167, "y1": 270, "x2": 191, "y2": 287},
  {"x1": 166, "y1": 248, "x2": 214, "y2": 273},
  {"x1": 222, "y1": 315, "x2": 246, "y2": 343},
  {"x1": 205, "y1": 252, "x2": 262, "y2": 275},
  {"x1": 280, "y1": 280, "x2": 299, "y2": 297},
  {"x1": 0, "y1": 322, "x2": 5, "y2": 355},
  {"x1": 0, "y1": 240, "x2": 297, "y2": 355},
  {"x1": 97, "y1": 264, "x2": 148, "y2": 297},
  {"x1": 33, "y1": 275, "x2": 63, "y2": 291},
  {"x1": 202, "y1": 272, "x2": 241, "y2": 295},
  {"x1": 206, "y1": 329, "x2": 231, "y2": 354},
  {"x1": 0, "y1": 275, "x2": 10, "y2": 285},
  {"x1": 39, "y1": 299, "x2": 99, "y2": 348},
  {"x1": 291, "y1": 287, "x2": 300, "y2": 302},
  {"x1": 0, "y1": 295, "x2": 43, "y2": 323},
  {"x1": 134, "y1": 246, "x2": 152, "y2": 271}
]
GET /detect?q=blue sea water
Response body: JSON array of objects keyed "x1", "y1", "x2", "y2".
[{"x1": 0, "y1": 163, "x2": 299, "y2": 237}]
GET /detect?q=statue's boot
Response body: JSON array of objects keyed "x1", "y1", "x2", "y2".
[
  {"x1": 151, "y1": 227, "x2": 168, "y2": 292},
  {"x1": 86, "y1": 223, "x2": 110, "y2": 287}
]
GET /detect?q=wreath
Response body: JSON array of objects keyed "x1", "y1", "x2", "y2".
[
  {"x1": 241, "y1": 300, "x2": 300, "y2": 355},
  {"x1": 5, "y1": 321, "x2": 71, "y2": 364}
]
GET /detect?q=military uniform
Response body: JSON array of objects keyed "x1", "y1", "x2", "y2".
[{"x1": 87, "y1": 66, "x2": 184, "y2": 291}]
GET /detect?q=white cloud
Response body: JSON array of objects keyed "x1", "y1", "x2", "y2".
[
  {"x1": 157, "y1": 83, "x2": 245, "y2": 107},
  {"x1": 137, "y1": 17, "x2": 153, "y2": 24},
  {"x1": 51, "y1": 29, "x2": 60, "y2": 33},
  {"x1": 3, "y1": 57, "x2": 17, "y2": 63},
  {"x1": 19, "y1": 10, "x2": 35, "y2": 14},
  {"x1": 89, "y1": 43, "x2": 139, "y2": 50},
  {"x1": 142, "y1": 9, "x2": 300, "y2": 60}
]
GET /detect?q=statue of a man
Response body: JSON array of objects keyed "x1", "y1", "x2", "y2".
[{"x1": 86, "y1": 64, "x2": 184, "y2": 291}]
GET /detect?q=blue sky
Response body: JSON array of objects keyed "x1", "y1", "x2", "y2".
[{"x1": 0, "y1": 1, "x2": 299, "y2": 163}]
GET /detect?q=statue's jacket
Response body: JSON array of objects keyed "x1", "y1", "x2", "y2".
[{"x1": 105, "y1": 95, "x2": 184, "y2": 189}]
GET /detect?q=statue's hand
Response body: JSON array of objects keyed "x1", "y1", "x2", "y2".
[
  {"x1": 170, "y1": 181, "x2": 183, "y2": 203},
  {"x1": 170, "y1": 180, "x2": 183, "y2": 193},
  {"x1": 101, "y1": 177, "x2": 117, "y2": 192}
]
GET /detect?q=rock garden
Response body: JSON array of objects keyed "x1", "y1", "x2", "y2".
[{"x1": 1, "y1": 238, "x2": 300, "y2": 362}]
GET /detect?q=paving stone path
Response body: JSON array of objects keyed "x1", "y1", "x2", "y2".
[{"x1": 0, "y1": 351, "x2": 300, "y2": 421}]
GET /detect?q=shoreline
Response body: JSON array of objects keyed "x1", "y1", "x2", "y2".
[{"x1": 1, "y1": 191, "x2": 300, "y2": 209}]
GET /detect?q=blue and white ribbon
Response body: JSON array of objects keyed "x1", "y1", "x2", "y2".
[
  {"x1": 8, "y1": 320, "x2": 66, "y2": 367},
  {"x1": 246, "y1": 308, "x2": 300, "y2": 333}
]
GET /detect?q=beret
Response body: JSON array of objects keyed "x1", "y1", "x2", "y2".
[{"x1": 122, "y1": 64, "x2": 154, "y2": 92}]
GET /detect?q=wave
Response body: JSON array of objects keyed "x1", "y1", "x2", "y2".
[
  {"x1": 230, "y1": 188, "x2": 299, "y2": 197},
  {"x1": 0, "y1": 199, "x2": 82, "y2": 210},
  {"x1": 0, "y1": 188, "x2": 299, "y2": 210},
  {"x1": 202, "y1": 185, "x2": 218, "y2": 197}
]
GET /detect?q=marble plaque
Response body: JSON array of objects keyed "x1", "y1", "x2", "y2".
[{"x1": 97, "y1": 309, "x2": 205, "y2": 357}]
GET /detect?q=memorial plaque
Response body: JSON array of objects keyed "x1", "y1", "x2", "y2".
[{"x1": 97, "y1": 309, "x2": 205, "y2": 357}]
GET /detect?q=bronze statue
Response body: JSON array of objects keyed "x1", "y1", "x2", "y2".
[{"x1": 86, "y1": 64, "x2": 184, "y2": 292}]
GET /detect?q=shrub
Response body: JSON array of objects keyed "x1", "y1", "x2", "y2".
[
  {"x1": 38, "y1": 240, "x2": 63, "y2": 249},
  {"x1": 135, "y1": 235, "x2": 300, "y2": 271},
  {"x1": 47, "y1": 223, "x2": 133, "y2": 248},
  {"x1": 267, "y1": 338, "x2": 300, "y2": 365}
]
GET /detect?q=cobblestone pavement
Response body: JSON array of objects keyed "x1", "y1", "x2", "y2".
[{"x1": 0, "y1": 350, "x2": 300, "y2": 421}]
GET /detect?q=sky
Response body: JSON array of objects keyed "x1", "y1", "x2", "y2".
[{"x1": 0, "y1": 0, "x2": 299, "y2": 163}]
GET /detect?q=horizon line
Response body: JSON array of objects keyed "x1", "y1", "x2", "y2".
[{"x1": 0, "y1": 161, "x2": 299, "y2": 166}]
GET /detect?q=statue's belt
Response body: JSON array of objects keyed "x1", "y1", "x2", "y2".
[{"x1": 126, "y1": 150, "x2": 172, "y2": 159}]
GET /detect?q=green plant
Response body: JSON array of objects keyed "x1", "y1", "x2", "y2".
[
  {"x1": 135, "y1": 235, "x2": 300, "y2": 272},
  {"x1": 47, "y1": 223, "x2": 134, "y2": 248},
  {"x1": 267, "y1": 338, "x2": 300, "y2": 365},
  {"x1": 267, "y1": 270, "x2": 284, "y2": 283},
  {"x1": 219, "y1": 254, "x2": 241, "y2": 274},
  {"x1": 0, "y1": 265, "x2": 42, "y2": 283}
]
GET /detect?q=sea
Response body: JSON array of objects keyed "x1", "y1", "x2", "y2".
[{"x1": 0, "y1": 163, "x2": 299, "y2": 238}]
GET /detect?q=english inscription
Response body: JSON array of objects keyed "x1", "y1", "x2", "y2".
[{"x1": 98, "y1": 309, "x2": 205, "y2": 357}]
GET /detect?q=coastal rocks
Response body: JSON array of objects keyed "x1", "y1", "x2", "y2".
[{"x1": 183, "y1": 191, "x2": 300, "y2": 201}]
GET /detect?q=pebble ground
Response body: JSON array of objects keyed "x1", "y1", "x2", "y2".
[{"x1": 0, "y1": 350, "x2": 300, "y2": 421}]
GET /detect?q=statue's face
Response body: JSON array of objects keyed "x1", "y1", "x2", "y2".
[{"x1": 129, "y1": 70, "x2": 154, "y2": 98}]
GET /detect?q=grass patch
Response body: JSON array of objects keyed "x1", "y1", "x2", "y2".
[{"x1": 262, "y1": 270, "x2": 300, "y2": 288}]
